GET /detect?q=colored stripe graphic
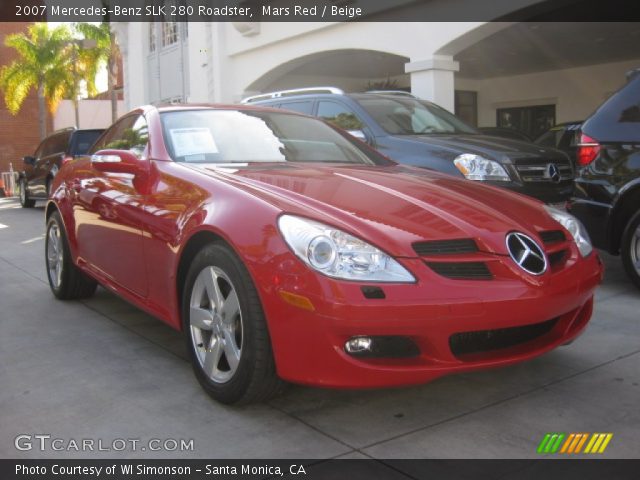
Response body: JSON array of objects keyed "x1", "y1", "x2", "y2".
[{"x1": 540, "y1": 433, "x2": 613, "y2": 454}]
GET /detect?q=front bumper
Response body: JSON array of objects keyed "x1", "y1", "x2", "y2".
[{"x1": 257, "y1": 249, "x2": 603, "y2": 388}]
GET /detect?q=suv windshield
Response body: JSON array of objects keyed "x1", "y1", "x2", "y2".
[
  {"x1": 356, "y1": 96, "x2": 478, "y2": 135},
  {"x1": 161, "y1": 109, "x2": 389, "y2": 165}
]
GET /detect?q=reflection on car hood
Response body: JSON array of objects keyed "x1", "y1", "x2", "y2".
[
  {"x1": 394, "y1": 134, "x2": 567, "y2": 161},
  {"x1": 189, "y1": 163, "x2": 560, "y2": 257}
]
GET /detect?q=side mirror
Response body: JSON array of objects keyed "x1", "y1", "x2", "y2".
[
  {"x1": 22, "y1": 155, "x2": 36, "y2": 166},
  {"x1": 347, "y1": 130, "x2": 371, "y2": 144},
  {"x1": 91, "y1": 149, "x2": 146, "y2": 176}
]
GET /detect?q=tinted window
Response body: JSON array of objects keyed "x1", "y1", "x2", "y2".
[
  {"x1": 278, "y1": 101, "x2": 313, "y2": 115},
  {"x1": 91, "y1": 115, "x2": 149, "y2": 157},
  {"x1": 160, "y1": 109, "x2": 388, "y2": 165},
  {"x1": 357, "y1": 97, "x2": 477, "y2": 135},
  {"x1": 535, "y1": 128, "x2": 563, "y2": 148},
  {"x1": 42, "y1": 133, "x2": 69, "y2": 157},
  {"x1": 317, "y1": 101, "x2": 364, "y2": 130},
  {"x1": 72, "y1": 131, "x2": 103, "y2": 155}
]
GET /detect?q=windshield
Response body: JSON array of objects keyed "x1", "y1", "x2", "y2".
[
  {"x1": 357, "y1": 96, "x2": 478, "y2": 135},
  {"x1": 161, "y1": 109, "x2": 389, "y2": 165}
]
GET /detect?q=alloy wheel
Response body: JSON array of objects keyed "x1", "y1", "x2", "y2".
[
  {"x1": 189, "y1": 266, "x2": 243, "y2": 384},
  {"x1": 46, "y1": 223, "x2": 63, "y2": 288}
]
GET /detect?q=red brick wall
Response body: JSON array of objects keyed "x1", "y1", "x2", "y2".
[{"x1": 0, "y1": 22, "x2": 53, "y2": 174}]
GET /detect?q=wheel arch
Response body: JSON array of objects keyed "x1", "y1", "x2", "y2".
[{"x1": 175, "y1": 229, "x2": 228, "y2": 328}]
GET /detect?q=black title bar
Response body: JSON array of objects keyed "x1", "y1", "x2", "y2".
[{"x1": 2, "y1": 0, "x2": 640, "y2": 22}]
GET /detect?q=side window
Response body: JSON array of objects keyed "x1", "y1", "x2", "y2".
[
  {"x1": 317, "y1": 101, "x2": 364, "y2": 131},
  {"x1": 279, "y1": 101, "x2": 313, "y2": 115},
  {"x1": 91, "y1": 115, "x2": 149, "y2": 157},
  {"x1": 41, "y1": 134, "x2": 65, "y2": 157},
  {"x1": 33, "y1": 140, "x2": 46, "y2": 159}
]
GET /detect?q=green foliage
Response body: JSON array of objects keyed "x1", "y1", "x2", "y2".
[
  {"x1": 74, "y1": 22, "x2": 115, "y2": 98},
  {"x1": 323, "y1": 113, "x2": 364, "y2": 131},
  {"x1": 0, "y1": 23, "x2": 73, "y2": 115}
]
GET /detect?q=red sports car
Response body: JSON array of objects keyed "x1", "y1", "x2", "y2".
[{"x1": 45, "y1": 105, "x2": 603, "y2": 404}]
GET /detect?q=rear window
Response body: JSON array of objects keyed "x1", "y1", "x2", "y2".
[
  {"x1": 72, "y1": 131, "x2": 103, "y2": 155},
  {"x1": 583, "y1": 73, "x2": 640, "y2": 142}
]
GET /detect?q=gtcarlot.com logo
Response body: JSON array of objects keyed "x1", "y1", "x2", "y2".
[
  {"x1": 537, "y1": 433, "x2": 613, "y2": 454},
  {"x1": 14, "y1": 434, "x2": 194, "y2": 453}
]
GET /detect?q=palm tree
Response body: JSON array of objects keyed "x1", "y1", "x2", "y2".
[
  {"x1": 0, "y1": 23, "x2": 73, "y2": 139},
  {"x1": 75, "y1": 22, "x2": 120, "y2": 123}
]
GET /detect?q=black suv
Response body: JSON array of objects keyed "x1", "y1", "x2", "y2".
[
  {"x1": 243, "y1": 88, "x2": 574, "y2": 204},
  {"x1": 569, "y1": 68, "x2": 640, "y2": 289},
  {"x1": 19, "y1": 127, "x2": 103, "y2": 207}
]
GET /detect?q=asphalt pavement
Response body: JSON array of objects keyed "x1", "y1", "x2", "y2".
[{"x1": 1, "y1": 196, "x2": 638, "y2": 460}]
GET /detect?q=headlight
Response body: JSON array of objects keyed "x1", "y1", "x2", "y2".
[
  {"x1": 278, "y1": 215, "x2": 415, "y2": 283},
  {"x1": 453, "y1": 154, "x2": 510, "y2": 181},
  {"x1": 544, "y1": 206, "x2": 593, "y2": 257}
]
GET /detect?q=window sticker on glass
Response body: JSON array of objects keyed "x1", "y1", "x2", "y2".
[{"x1": 170, "y1": 128, "x2": 218, "y2": 157}]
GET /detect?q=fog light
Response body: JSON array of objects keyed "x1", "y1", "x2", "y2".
[{"x1": 345, "y1": 336, "x2": 373, "y2": 354}]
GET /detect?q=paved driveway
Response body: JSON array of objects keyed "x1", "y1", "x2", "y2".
[{"x1": 1, "y1": 197, "x2": 638, "y2": 459}]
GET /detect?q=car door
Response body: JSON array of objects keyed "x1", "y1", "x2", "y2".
[
  {"x1": 33, "y1": 132, "x2": 68, "y2": 198},
  {"x1": 73, "y1": 114, "x2": 150, "y2": 297}
]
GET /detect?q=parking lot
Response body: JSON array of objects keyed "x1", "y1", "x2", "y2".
[{"x1": 1, "y1": 196, "x2": 638, "y2": 459}]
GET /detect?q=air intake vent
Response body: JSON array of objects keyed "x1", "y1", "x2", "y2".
[
  {"x1": 539, "y1": 230, "x2": 566, "y2": 245},
  {"x1": 549, "y1": 249, "x2": 568, "y2": 267},
  {"x1": 426, "y1": 261, "x2": 492, "y2": 280},
  {"x1": 450, "y1": 317, "x2": 559, "y2": 357},
  {"x1": 413, "y1": 238, "x2": 478, "y2": 256}
]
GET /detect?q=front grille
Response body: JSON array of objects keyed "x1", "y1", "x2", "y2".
[
  {"x1": 549, "y1": 250, "x2": 568, "y2": 267},
  {"x1": 515, "y1": 163, "x2": 573, "y2": 183},
  {"x1": 449, "y1": 317, "x2": 559, "y2": 357},
  {"x1": 426, "y1": 261, "x2": 492, "y2": 280},
  {"x1": 413, "y1": 238, "x2": 478, "y2": 256},
  {"x1": 539, "y1": 230, "x2": 566, "y2": 245}
]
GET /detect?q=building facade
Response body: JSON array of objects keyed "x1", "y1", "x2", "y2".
[{"x1": 114, "y1": 2, "x2": 640, "y2": 139}]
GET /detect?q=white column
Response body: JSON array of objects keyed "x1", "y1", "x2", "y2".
[
  {"x1": 113, "y1": 23, "x2": 146, "y2": 110},
  {"x1": 405, "y1": 55, "x2": 459, "y2": 112},
  {"x1": 186, "y1": 23, "x2": 210, "y2": 103}
]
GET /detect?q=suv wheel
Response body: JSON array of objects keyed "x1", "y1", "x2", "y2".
[
  {"x1": 19, "y1": 178, "x2": 35, "y2": 208},
  {"x1": 621, "y1": 210, "x2": 640, "y2": 290}
]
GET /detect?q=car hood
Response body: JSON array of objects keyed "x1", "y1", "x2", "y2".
[
  {"x1": 394, "y1": 134, "x2": 567, "y2": 162},
  {"x1": 188, "y1": 163, "x2": 561, "y2": 258}
]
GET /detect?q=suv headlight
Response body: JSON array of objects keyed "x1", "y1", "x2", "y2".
[
  {"x1": 453, "y1": 154, "x2": 510, "y2": 181},
  {"x1": 278, "y1": 215, "x2": 415, "y2": 283},
  {"x1": 544, "y1": 206, "x2": 593, "y2": 257}
]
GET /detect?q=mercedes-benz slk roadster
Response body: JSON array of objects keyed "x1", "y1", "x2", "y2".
[{"x1": 45, "y1": 105, "x2": 603, "y2": 404}]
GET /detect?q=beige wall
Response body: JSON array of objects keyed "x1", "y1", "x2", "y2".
[
  {"x1": 53, "y1": 99, "x2": 126, "y2": 130},
  {"x1": 456, "y1": 59, "x2": 640, "y2": 127}
]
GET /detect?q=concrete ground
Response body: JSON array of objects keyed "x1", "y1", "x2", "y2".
[{"x1": 1, "y1": 196, "x2": 638, "y2": 460}]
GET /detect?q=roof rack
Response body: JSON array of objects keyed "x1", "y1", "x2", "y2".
[
  {"x1": 241, "y1": 87, "x2": 344, "y2": 104},
  {"x1": 365, "y1": 90, "x2": 417, "y2": 98}
]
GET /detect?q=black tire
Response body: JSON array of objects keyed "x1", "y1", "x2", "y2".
[
  {"x1": 621, "y1": 209, "x2": 640, "y2": 290},
  {"x1": 19, "y1": 178, "x2": 35, "y2": 208},
  {"x1": 182, "y1": 242, "x2": 284, "y2": 405},
  {"x1": 45, "y1": 211, "x2": 98, "y2": 300}
]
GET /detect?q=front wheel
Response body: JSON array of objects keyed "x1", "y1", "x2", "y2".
[
  {"x1": 46, "y1": 211, "x2": 98, "y2": 299},
  {"x1": 182, "y1": 242, "x2": 284, "y2": 405},
  {"x1": 19, "y1": 178, "x2": 35, "y2": 208},
  {"x1": 621, "y1": 210, "x2": 640, "y2": 290}
]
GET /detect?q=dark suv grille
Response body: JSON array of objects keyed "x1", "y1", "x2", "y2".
[
  {"x1": 413, "y1": 239, "x2": 478, "y2": 256},
  {"x1": 449, "y1": 317, "x2": 558, "y2": 357},
  {"x1": 515, "y1": 161, "x2": 573, "y2": 183}
]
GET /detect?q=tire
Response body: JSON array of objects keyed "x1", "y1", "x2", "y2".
[
  {"x1": 45, "y1": 211, "x2": 98, "y2": 300},
  {"x1": 182, "y1": 242, "x2": 284, "y2": 405},
  {"x1": 621, "y1": 209, "x2": 640, "y2": 290},
  {"x1": 19, "y1": 178, "x2": 35, "y2": 208}
]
